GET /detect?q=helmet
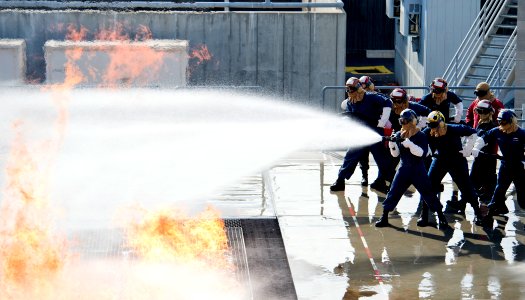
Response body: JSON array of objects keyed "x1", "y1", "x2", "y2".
[
  {"x1": 427, "y1": 111, "x2": 445, "y2": 128},
  {"x1": 474, "y1": 82, "x2": 490, "y2": 98},
  {"x1": 399, "y1": 109, "x2": 417, "y2": 125},
  {"x1": 390, "y1": 88, "x2": 408, "y2": 103},
  {"x1": 345, "y1": 77, "x2": 361, "y2": 93},
  {"x1": 497, "y1": 109, "x2": 517, "y2": 125},
  {"x1": 358, "y1": 76, "x2": 373, "y2": 88},
  {"x1": 474, "y1": 100, "x2": 494, "y2": 115},
  {"x1": 430, "y1": 78, "x2": 448, "y2": 94}
]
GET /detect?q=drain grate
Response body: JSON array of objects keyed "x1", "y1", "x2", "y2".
[{"x1": 68, "y1": 223, "x2": 253, "y2": 298}]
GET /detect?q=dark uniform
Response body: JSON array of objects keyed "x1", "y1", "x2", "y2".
[
  {"x1": 420, "y1": 91, "x2": 462, "y2": 123},
  {"x1": 478, "y1": 127, "x2": 525, "y2": 213},
  {"x1": 389, "y1": 102, "x2": 431, "y2": 132},
  {"x1": 422, "y1": 124, "x2": 482, "y2": 218},
  {"x1": 336, "y1": 92, "x2": 394, "y2": 184},
  {"x1": 470, "y1": 121, "x2": 498, "y2": 204},
  {"x1": 382, "y1": 131, "x2": 442, "y2": 213}
]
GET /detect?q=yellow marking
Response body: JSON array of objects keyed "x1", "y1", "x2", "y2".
[{"x1": 345, "y1": 65, "x2": 393, "y2": 75}]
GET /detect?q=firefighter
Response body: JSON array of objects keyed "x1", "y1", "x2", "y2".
[
  {"x1": 472, "y1": 109, "x2": 525, "y2": 224},
  {"x1": 388, "y1": 88, "x2": 431, "y2": 132},
  {"x1": 357, "y1": 75, "x2": 392, "y2": 188},
  {"x1": 330, "y1": 77, "x2": 394, "y2": 192},
  {"x1": 465, "y1": 82, "x2": 504, "y2": 128},
  {"x1": 421, "y1": 111, "x2": 484, "y2": 226},
  {"x1": 469, "y1": 100, "x2": 498, "y2": 204},
  {"x1": 375, "y1": 109, "x2": 448, "y2": 228},
  {"x1": 420, "y1": 78, "x2": 463, "y2": 123}
]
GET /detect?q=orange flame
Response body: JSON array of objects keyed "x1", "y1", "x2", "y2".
[
  {"x1": 0, "y1": 123, "x2": 69, "y2": 298},
  {"x1": 124, "y1": 206, "x2": 232, "y2": 269},
  {"x1": 190, "y1": 44, "x2": 213, "y2": 65}
]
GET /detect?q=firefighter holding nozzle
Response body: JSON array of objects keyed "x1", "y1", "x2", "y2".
[
  {"x1": 330, "y1": 77, "x2": 394, "y2": 192},
  {"x1": 471, "y1": 109, "x2": 525, "y2": 224},
  {"x1": 375, "y1": 109, "x2": 447, "y2": 228}
]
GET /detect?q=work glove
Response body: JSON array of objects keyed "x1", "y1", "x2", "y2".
[
  {"x1": 471, "y1": 148, "x2": 480, "y2": 158},
  {"x1": 459, "y1": 149, "x2": 471, "y2": 158}
]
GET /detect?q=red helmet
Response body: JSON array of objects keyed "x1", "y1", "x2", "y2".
[
  {"x1": 475, "y1": 100, "x2": 494, "y2": 115},
  {"x1": 358, "y1": 76, "x2": 373, "y2": 88},
  {"x1": 430, "y1": 78, "x2": 448, "y2": 94},
  {"x1": 390, "y1": 88, "x2": 408, "y2": 102}
]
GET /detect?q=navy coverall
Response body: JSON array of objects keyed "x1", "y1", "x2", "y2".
[
  {"x1": 420, "y1": 91, "x2": 462, "y2": 123},
  {"x1": 389, "y1": 102, "x2": 431, "y2": 133},
  {"x1": 470, "y1": 121, "x2": 498, "y2": 203},
  {"x1": 480, "y1": 127, "x2": 525, "y2": 210},
  {"x1": 422, "y1": 124, "x2": 479, "y2": 210},
  {"x1": 337, "y1": 92, "x2": 394, "y2": 182},
  {"x1": 382, "y1": 131, "x2": 442, "y2": 212}
]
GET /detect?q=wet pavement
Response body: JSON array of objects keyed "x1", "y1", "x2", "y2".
[{"x1": 213, "y1": 151, "x2": 525, "y2": 300}]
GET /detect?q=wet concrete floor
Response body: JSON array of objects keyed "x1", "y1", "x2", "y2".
[{"x1": 212, "y1": 151, "x2": 525, "y2": 300}]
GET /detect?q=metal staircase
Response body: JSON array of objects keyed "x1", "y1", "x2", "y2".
[{"x1": 442, "y1": 0, "x2": 517, "y2": 105}]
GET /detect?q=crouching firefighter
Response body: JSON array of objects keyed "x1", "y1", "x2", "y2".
[{"x1": 375, "y1": 109, "x2": 448, "y2": 228}]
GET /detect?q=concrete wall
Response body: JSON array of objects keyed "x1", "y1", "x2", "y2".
[
  {"x1": 394, "y1": 0, "x2": 478, "y2": 97},
  {"x1": 0, "y1": 39, "x2": 25, "y2": 84},
  {"x1": 516, "y1": 0, "x2": 525, "y2": 111},
  {"x1": 45, "y1": 39, "x2": 188, "y2": 87},
  {"x1": 0, "y1": 9, "x2": 346, "y2": 109}
]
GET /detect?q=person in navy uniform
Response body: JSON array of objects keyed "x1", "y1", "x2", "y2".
[
  {"x1": 330, "y1": 77, "x2": 394, "y2": 192},
  {"x1": 388, "y1": 88, "x2": 431, "y2": 132},
  {"x1": 421, "y1": 111, "x2": 484, "y2": 226},
  {"x1": 469, "y1": 100, "x2": 498, "y2": 204},
  {"x1": 472, "y1": 109, "x2": 525, "y2": 223},
  {"x1": 357, "y1": 75, "x2": 392, "y2": 188},
  {"x1": 375, "y1": 109, "x2": 447, "y2": 228},
  {"x1": 420, "y1": 78, "x2": 463, "y2": 123}
]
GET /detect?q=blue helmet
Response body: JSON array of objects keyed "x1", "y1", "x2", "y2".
[
  {"x1": 497, "y1": 109, "x2": 516, "y2": 124},
  {"x1": 399, "y1": 109, "x2": 417, "y2": 125}
]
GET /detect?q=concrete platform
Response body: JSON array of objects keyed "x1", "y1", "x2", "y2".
[{"x1": 216, "y1": 151, "x2": 525, "y2": 299}]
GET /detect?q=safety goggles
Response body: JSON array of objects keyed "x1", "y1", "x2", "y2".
[
  {"x1": 398, "y1": 118, "x2": 411, "y2": 125},
  {"x1": 427, "y1": 121, "x2": 440, "y2": 129},
  {"x1": 432, "y1": 88, "x2": 445, "y2": 94},
  {"x1": 474, "y1": 90, "x2": 488, "y2": 97},
  {"x1": 346, "y1": 86, "x2": 358, "y2": 93},
  {"x1": 498, "y1": 119, "x2": 509, "y2": 126},
  {"x1": 392, "y1": 98, "x2": 406, "y2": 104},
  {"x1": 475, "y1": 107, "x2": 492, "y2": 115}
]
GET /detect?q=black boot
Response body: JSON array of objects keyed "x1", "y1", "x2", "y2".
[
  {"x1": 444, "y1": 200, "x2": 466, "y2": 214},
  {"x1": 370, "y1": 178, "x2": 388, "y2": 194},
  {"x1": 375, "y1": 210, "x2": 390, "y2": 227},
  {"x1": 437, "y1": 211, "x2": 449, "y2": 230},
  {"x1": 417, "y1": 203, "x2": 430, "y2": 227},
  {"x1": 472, "y1": 204, "x2": 485, "y2": 226},
  {"x1": 361, "y1": 170, "x2": 368, "y2": 186},
  {"x1": 330, "y1": 178, "x2": 345, "y2": 192}
]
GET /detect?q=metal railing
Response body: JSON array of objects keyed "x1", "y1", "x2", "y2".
[
  {"x1": 486, "y1": 27, "x2": 517, "y2": 92},
  {"x1": 321, "y1": 85, "x2": 525, "y2": 122},
  {"x1": 0, "y1": 0, "x2": 345, "y2": 9},
  {"x1": 442, "y1": 0, "x2": 510, "y2": 87}
]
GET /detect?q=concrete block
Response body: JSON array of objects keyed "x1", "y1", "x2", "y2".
[
  {"x1": 0, "y1": 39, "x2": 25, "y2": 84},
  {"x1": 45, "y1": 39, "x2": 188, "y2": 87}
]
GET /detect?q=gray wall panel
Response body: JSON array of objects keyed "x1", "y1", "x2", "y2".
[{"x1": 0, "y1": 10, "x2": 345, "y2": 109}]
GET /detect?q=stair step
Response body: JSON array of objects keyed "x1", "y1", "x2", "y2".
[
  {"x1": 507, "y1": 4, "x2": 518, "y2": 9},
  {"x1": 471, "y1": 64, "x2": 495, "y2": 69},
  {"x1": 496, "y1": 24, "x2": 517, "y2": 29},
  {"x1": 465, "y1": 74, "x2": 488, "y2": 80},
  {"x1": 489, "y1": 34, "x2": 511, "y2": 39},
  {"x1": 478, "y1": 54, "x2": 499, "y2": 59},
  {"x1": 501, "y1": 14, "x2": 517, "y2": 19},
  {"x1": 482, "y1": 44, "x2": 505, "y2": 49}
]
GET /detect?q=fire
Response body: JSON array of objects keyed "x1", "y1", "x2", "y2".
[
  {"x1": 0, "y1": 122, "x2": 69, "y2": 299},
  {"x1": 124, "y1": 205, "x2": 232, "y2": 269}
]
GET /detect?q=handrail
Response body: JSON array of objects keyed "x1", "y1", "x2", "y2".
[
  {"x1": 486, "y1": 27, "x2": 517, "y2": 94},
  {"x1": 443, "y1": 0, "x2": 509, "y2": 86},
  {"x1": 0, "y1": 0, "x2": 345, "y2": 9},
  {"x1": 321, "y1": 85, "x2": 525, "y2": 111}
]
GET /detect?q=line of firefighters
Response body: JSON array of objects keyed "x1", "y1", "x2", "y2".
[{"x1": 330, "y1": 76, "x2": 525, "y2": 228}]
